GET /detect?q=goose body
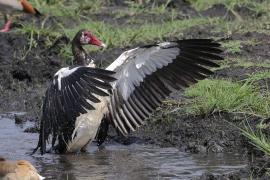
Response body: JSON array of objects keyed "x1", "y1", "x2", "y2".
[
  {"x1": 0, "y1": 0, "x2": 41, "y2": 32},
  {"x1": 34, "y1": 30, "x2": 224, "y2": 154},
  {"x1": 0, "y1": 0, "x2": 39, "y2": 14},
  {"x1": 67, "y1": 95, "x2": 108, "y2": 152},
  {"x1": 0, "y1": 0, "x2": 23, "y2": 12},
  {"x1": 0, "y1": 157, "x2": 44, "y2": 180}
]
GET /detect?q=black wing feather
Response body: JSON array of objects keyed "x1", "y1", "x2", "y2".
[{"x1": 33, "y1": 66, "x2": 115, "y2": 154}]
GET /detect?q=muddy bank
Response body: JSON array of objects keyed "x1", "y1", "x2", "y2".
[{"x1": 0, "y1": 32, "x2": 65, "y2": 120}]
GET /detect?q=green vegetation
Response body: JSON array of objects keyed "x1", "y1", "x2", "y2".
[
  {"x1": 62, "y1": 18, "x2": 217, "y2": 49},
  {"x1": 240, "y1": 120, "x2": 270, "y2": 156},
  {"x1": 18, "y1": 16, "x2": 219, "y2": 50},
  {"x1": 29, "y1": 0, "x2": 104, "y2": 16},
  {"x1": 222, "y1": 40, "x2": 242, "y2": 54},
  {"x1": 185, "y1": 79, "x2": 270, "y2": 117},
  {"x1": 246, "y1": 71, "x2": 270, "y2": 82},
  {"x1": 217, "y1": 57, "x2": 270, "y2": 69},
  {"x1": 188, "y1": 0, "x2": 269, "y2": 13}
]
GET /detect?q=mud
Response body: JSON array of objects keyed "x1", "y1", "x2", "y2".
[
  {"x1": 0, "y1": 33, "x2": 66, "y2": 120},
  {"x1": 228, "y1": 32, "x2": 270, "y2": 61},
  {"x1": 214, "y1": 66, "x2": 270, "y2": 81},
  {"x1": 0, "y1": 0, "x2": 270, "y2": 179},
  {"x1": 201, "y1": 4, "x2": 262, "y2": 21}
]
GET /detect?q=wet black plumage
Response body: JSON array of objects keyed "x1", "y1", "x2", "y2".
[{"x1": 33, "y1": 67, "x2": 116, "y2": 154}]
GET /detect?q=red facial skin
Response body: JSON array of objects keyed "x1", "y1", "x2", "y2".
[
  {"x1": 82, "y1": 31, "x2": 105, "y2": 47},
  {"x1": 90, "y1": 35, "x2": 103, "y2": 46}
]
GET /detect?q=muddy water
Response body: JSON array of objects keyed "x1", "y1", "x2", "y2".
[{"x1": 0, "y1": 114, "x2": 247, "y2": 180}]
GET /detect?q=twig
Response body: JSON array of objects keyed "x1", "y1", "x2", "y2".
[{"x1": 230, "y1": 9, "x2": 243, "y2": 22}]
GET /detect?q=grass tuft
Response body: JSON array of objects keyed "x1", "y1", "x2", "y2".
[
  {"x1": 185, "y1": 79, "x2": 270, "y2": 117},
  {"x1": 222, "y1": 40, "x2": 242, "y2": 54},
  {"x1": 240, "y1": 120, "x2": 270, "y2": 156},
  {"x1": 188, "y1": 0, "x2": 269, "y2": 13}
]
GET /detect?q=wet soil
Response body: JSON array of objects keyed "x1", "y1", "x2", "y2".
[
  {"x1": 227, "y1": 32, "x2": 270, "y2": 62},
  {"x1": 0, "y1": 0, "x2": 270, "y2": 179},
  {"x1": 201, "y1": 3, "x2": 262, "y2": 21},
  {"x1": 214, "y1": 66, "x2": 270, "y2": 81}
]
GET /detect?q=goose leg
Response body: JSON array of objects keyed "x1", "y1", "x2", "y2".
[
  {"x1": 95, "y1": 117, "x2": 109, "y2": 146},
  {"x1": 80, "y1": 139, "x2": 92, "y2": 152},
  {"x1": 0, "y1": 14, "x2": 12, "y2": 32}
]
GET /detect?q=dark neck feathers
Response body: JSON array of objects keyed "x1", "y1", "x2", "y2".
[{"x1": 72, "y1": 42, "x2": 88, "y2": 66}]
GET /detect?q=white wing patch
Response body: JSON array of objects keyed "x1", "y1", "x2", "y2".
[
  {"x1": 158, "y1": 42, "x2": 173, "y2": 48},
  {"x1": 53, "y1": 67, "x2": 80, "y2": 90},
  {"x1": 108, "y1": 43, "x2": 180, "y2": 101},
  {"x1": 38, "y1": 174, "x2": 45, "y2": 180},
  {"x1": 106, "y1": 48, "x2": 138, "y2": 71}
]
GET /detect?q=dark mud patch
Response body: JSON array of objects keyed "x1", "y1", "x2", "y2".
[
  {"x1": 149, "y1": 0, "x2": 198, "y2": 17},
  {"x1": 224, "y1": 32, "x2": 270, "y2": 61},
  {"x1": 201, "y1": 4, "x2": 262, "y2": 20},
  {"x1": 16, "y1": 14, "x2": 82, "y2": 31},
  {"x1": 0, "y1": 32, "x2": 65, "y2": 119},
  {"x1": 183, "y1": 26, "x2": 218, "y2": 39},
  {"x1": 241, "y1": 43, "x2": 270, "y2": 61},
  {"x1": 128, "y1": 112, "x2": 250, "y2": 153},
  {"x1": 89, "y1": 11, "x2": 189, "y2": 27},
  {"x1": 86, "y1": 1, "x2": 197, "y2": 28},
  {"x1": 201, "y1": 4, "x2": 235, "y2": 20},
  {"x1": 214, "y1": 66, "x2": 270, "y2": 81},
  {"x1": 76, "y1": 0, "x2": 198, "y2": 28},
  {"x1": 256, "y1": 77, "x2": 270, "y2": 92}
]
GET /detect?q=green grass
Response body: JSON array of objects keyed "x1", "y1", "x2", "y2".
[
  {"x1": 18, "y1": 17, "x2": 215, "y2": 62},
  {"x1": 240, "y1": 120, "x2": 270, "y2": 156},
  {"x1": 219, "y1": 57, "x2": 270, "y2": 69},
  {"x1": 184, "y1": 79, "x2": 270, "y2": 117},
  {"x1": 246, "y1": 71, "x2": 270, "y2": 82},
  {"x1": 54, "y1": 17, "x2": 218, "y2": 61},
  {"x1": 61, "y1": 17, "x2": 219, "y2": 49},
  {"x1": 222, "y1": 40, "x2": 242, "y2": 54},
  {"x1": 188, "y1": 0, "x2": 269, "y2": 13},
  {"x1": 221, "y1": 39, "x2": 261, "y2": 54},
  {"x1": 29, "y1": 0, "x2": 103, "y2": 16},
  {"x1": 212, "y1": 15, "x2": 270, "y2": 35}
]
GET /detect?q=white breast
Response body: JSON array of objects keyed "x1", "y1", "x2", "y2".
[{"x1": 66, "y1": 96, "x2": 109, "y2": 152}]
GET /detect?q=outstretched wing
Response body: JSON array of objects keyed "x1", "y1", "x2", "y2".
[
  {"x1": 34, "y1": 66, "x2": 115, "y2": 154},
  {"x1": 106, "y1": 39, "x2": 223, "y2": 135}
]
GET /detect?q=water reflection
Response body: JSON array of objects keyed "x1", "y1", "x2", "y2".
[{"x1": 0, "y1": 115, "x2": 247, "y2": 180}]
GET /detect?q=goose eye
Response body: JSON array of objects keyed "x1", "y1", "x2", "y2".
[{"x1": 80, "y1": 32, "x2": 91, "y2": 44}]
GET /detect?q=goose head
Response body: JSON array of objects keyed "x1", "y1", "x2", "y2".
[{"x1": 71, "y1": 29, "x2": 106, "y2": 66}]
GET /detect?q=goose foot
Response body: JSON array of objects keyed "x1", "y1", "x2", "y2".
[{"x1": 0, "y1": 19, "x2": 12, "y2": 32}]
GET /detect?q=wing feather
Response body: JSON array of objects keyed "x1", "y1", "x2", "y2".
[
  {"x1": 33, "y1": 66, "x2": 115, "y2": 154},
  {"x1": 105, "y1": 39, "x2": 223, "y2": 136}
]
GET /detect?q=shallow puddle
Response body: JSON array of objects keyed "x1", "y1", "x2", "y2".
[{"x1": 0, "y1": 114, "x2": 247, "y2": 180}]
